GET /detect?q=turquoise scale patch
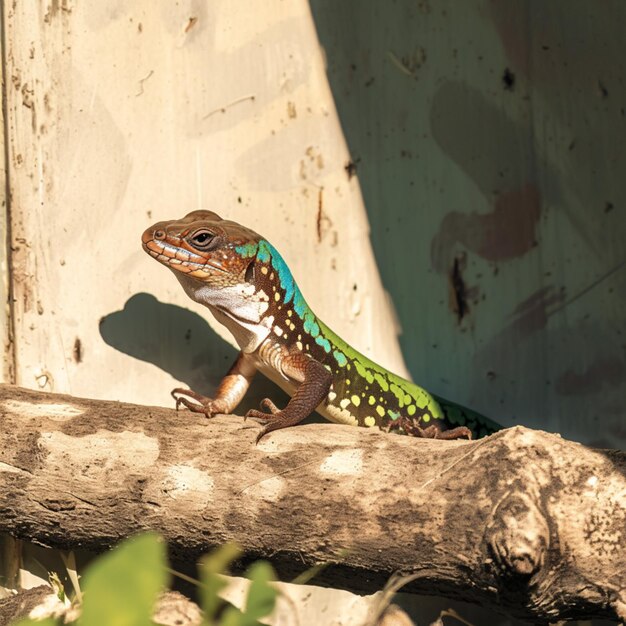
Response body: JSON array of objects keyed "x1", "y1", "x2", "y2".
[
  {"x1": 315, "y1": 335, "x2": 331, "y2": 353},
  {"x1": 303, "y1": 312, "x2": 320, "y2": 337},
  {"x1": 256, "y1": 242, "x2": 271, "y2": 263},
  {"x1": 293, "y1": 290, "x2": 308, "y2": 318},
  {"x1": 235, "y1": 242, "x2": 258, "y2": 258},
  {"x1": 259, "y1": 240, "x2": 307, "y2": 310},
  {"x1": 333, "y1": 350, "x2": 348, "y2": 367}
]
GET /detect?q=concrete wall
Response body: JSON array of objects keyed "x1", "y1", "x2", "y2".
[{"x1": 2, "y1": 1, "x2": 625, "y2": 444}]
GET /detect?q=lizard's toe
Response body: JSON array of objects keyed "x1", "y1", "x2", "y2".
[
  {"x1": 173, "y1": 396, "x2": 204, "y2": 414},
  {"x1": 244, "y1": 409, "x2": 271, "y2": 423},
  {"x1": 259, "y1": 398, "x2": 280, "y2": 414}
]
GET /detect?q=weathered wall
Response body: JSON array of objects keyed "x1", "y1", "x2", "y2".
[
  {"x1": 310, "y1": 0, "x2": 626, "y2": 449},
  {"x1": 2, "y1": 0, "x2": 407, "y2": 415},
  {"x1": 4, "y1": 1, "x2": 624, "y2": 448},
  {"x1": 0, "y1": 30, "x2": 10, "y2": 386}
]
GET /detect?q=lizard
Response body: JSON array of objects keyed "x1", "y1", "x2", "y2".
[{"x1": 142, "y1": 210, "x2": 502, "y2": 442}]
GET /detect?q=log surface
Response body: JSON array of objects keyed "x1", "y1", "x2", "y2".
[{"x1": 0, "y1": 384, "x2": 624, "y2": 623}]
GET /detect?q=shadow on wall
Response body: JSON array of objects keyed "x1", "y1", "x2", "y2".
[
  {"x1": 99, "y1": 293, "x2": 288, "y2": 414},
  {"x1": 307, "y1": 0, "x2": 546, "y2": 409},
  {"x1": 308, "y1": 0, "x2": 626, "y2": 448}
]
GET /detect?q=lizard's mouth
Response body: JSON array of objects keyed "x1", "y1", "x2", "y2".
[{"x1": 142, "y1": 235, "x2": 227, "y2": 278}]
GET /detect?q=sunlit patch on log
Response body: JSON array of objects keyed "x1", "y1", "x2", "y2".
[
  {"x1": 3, "y1": 399, "x2": 85, "y2": 420},
  {"x1": 319, "y1": 449, "x2": 364, "y2": 475}
]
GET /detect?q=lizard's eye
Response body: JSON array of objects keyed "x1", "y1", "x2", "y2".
[{"x1": 190, "y1": 230, "x2": 215, "y2": 250}]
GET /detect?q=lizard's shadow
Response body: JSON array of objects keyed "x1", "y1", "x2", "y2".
[{"x1": 99, "y1": 292, "x2": 289, "y2": 413}]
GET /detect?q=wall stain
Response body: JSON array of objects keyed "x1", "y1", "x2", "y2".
[
  {"x1": 431, "y1": 184, "x2": 541, "y2": 271},
  {"x1": 73, "y1": 338, "x2": 82, "y2": 364},
  {"x1": 488, "y1": 0, "x2": 531, "y2": 77},
  {"x1": 502, "y1": 67, "x2": 516, "y2": 91},
  {"x1": 555, "y1": 356, "x2": 625, "y2": 396},
  {"x1": 448, "y1": 253, "x2": 479, "y2": 324},
  {"x1": 508, "y1": 285, "x2": 566, "y2": 335},
  {"x1": 316, "y1": 187, "x2": 333, "y2": 243},
  {"x1": 344, "y1": 158, "x2": 360, "y2": 180}
]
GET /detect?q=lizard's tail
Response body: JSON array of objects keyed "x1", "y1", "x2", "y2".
[{"x1": 433, "y1": 394, "x2": 503, "y2": 439}]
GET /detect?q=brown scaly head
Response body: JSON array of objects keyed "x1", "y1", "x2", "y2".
[
  {"x1": 142, "y1": 210, "x2": 281, "y2": 352},
  {"x1": 141, "y1": 210, "x2": 261, "y2": 288}
]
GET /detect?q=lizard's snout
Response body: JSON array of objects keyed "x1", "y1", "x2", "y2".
[
  {"x1": 141, "y1": 228, "x2": 153, "y2": 245},
  {"x1": 141, "y1": 224, "x2": 167, "y2": 246}
]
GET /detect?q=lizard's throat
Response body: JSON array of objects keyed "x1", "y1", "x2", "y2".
[
  {"x1": 173, "y1": 273, "x2": 273, "y2": 350},
  {"x1": 174, "y1": 272, "x2": 270, "y2": 320}
]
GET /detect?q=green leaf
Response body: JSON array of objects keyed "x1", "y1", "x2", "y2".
[
  {"x1": 219, "y1": 604, "x2": 245, "y2": 626},
  {"x1": 241, "y1": 561, "x2": 277, "y2": 625},
  {"x1": 198, "y1": 543, "x2": 242, "y2": 621},
  {"x1": 78, "y1": 532, "x2": 167, "y2": 626}
]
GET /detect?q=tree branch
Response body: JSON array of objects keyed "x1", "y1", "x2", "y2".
[{"x1": 0, "y1": 384, "x2": 624, "y2": 623}]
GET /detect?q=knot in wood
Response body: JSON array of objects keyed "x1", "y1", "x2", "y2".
[{"x1": 485, "y1": 491, "x2": 549, "y2": 580}]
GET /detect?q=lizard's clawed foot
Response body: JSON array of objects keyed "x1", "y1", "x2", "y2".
[
  {"x1": 432, "y1": 426, "x2": 472, "y2": 440},
  {"x1": 393, "y1": 417, "x2": 472, "y2": 440},
  {"x1": 171, "y1": 388, "x2": 224, "y2": 417},
  {"x1": 245, "y1": 398, "x2": 305, "y2": 444}
]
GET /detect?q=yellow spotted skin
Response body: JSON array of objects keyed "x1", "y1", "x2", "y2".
[{"x1": 236, "y1": 239, "x2": 501, "y2": 439}]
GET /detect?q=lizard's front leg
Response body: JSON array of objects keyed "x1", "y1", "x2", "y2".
[
  {"x1": 172, "y1": 351, "x2": 256, "y2": 417},
  {"x1": 246, "y1": 352, "x2": 332, "y2": 443}
]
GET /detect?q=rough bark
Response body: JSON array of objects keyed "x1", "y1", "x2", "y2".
[{"x1": 0, "y1": 384, "x2": 624, "y2": 623}]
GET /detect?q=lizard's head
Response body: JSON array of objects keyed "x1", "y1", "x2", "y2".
[
  {"x1": 143, "y1": 210, "x2": 306, "y2": 351},
  {"x1": 142, "y1": 210, "x2": 261, "y2": 289}
]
